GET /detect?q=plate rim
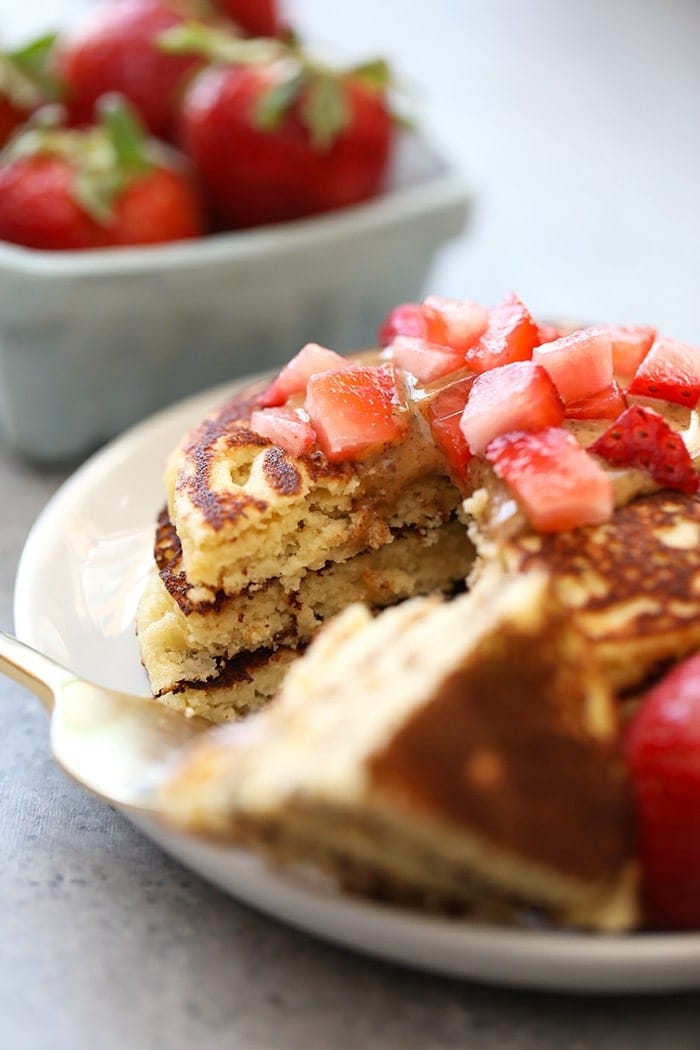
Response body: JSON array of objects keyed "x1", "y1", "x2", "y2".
[{"x1": 12, "y1": 379, "x2": 700, "y2": 993}]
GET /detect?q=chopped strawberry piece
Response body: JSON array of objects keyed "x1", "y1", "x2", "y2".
[
  {"x1": 464, "y1": 292, "x2": 539, "y2": 373},
  {"x1": 532, "y1": 327, "x2": 613, "y2": 403},
  {"x1": 588, "y1": 404, "x2": 698, "y2": 494},
  {"x1": 422, "y1": 295, "x2": 489, "y2": 353},
  {"x1": 536, "y1": 321, "x2": 563, "y2": 345},
  {"x1": 459, "y1": 361, "x2": 564, "y2": 456},
  {"x1": 260, "y1": 343, "x2": 351, "y2": 407},
  {"x1": 389, "y1": 336, "x2": 465, "y2": 385},
  {"x1": 599, "y1": 324, "x2": 656, "y2": 385},
  {"x1": 625, "y1": 653, "x2": 700, "y2": 929},
  {"x1": 485, "y1": 428, "x2": 614, "y2": 532},
  {"x1": 305, "y1": 365, "x2": 407, "y2": 462},
  {"x1": 377, "y1": 302, "x2": 447, "y2": 347},
  {"x1": 628, "y1": 335, "x2": 700, "y2": 408},
  {"x1": 250, "y1": 407, "x2": 316, "y2": 458},
  {"x1": 564, "y1": 381, "x2": 628, "y2": 421},
  {"x1": 426, "y1": 376, "x2": 475, "y2": 480}
]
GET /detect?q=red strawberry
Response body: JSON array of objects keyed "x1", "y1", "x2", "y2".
[
  {"x1": 628, "y1": 335, "x2": 700, "y2": 409},
  {"x1": 389, "y1": 336, "x2": 465, "y2": 385},
  {"x1": 485, "y1": 428, "x2": 614, "y2": 532},
  {"x1": 426, "y1": 375, "x2": 475, "y2": 481},
  {"x1": 378, "y1": 303, "x2": 447, "y2": 348},
  {"x1": 464, "y1": 292, "x2": 539, "y2": 373},
  {"x1": 459, "y1": 361, "x2": 564, "y2": 455},
  {"x1": 170, "y1": 30, "x2": 395, "y2": 228},
  {"x1": 532, "y1": 326, "x2": 614, "y2": 404},
  {"x1": 0, "y1": 98, "x2": 203, "y2": 250},
  {"x1": 625, "y1": 653, "x2": 700, "y2": 929},
  {"x1": 0, "y1": 33, "x2": 61, "y2": 148},
  {"x1": 57, "y1": 0, "x2": 207, "y2": 137},
  {"x1": 250, "y1": 406, "x2": 316, "y2": 457},
  {"x1": 213, "y1": 0, "x2": 282, "y2": 37},
  {"x1": 421, "y1": 295, "x2": 489, "y2": 354},
  {"x1": 589, "y1": 404, "x2": 698, "y2": 494},
  {"x1": 260, "y1": 343, "x2": 351, "y2": 407},
  {"x1": 305, "y1": 365, "x2": 407, "y2": 462},
  {"x1": 564, "y1": 381, "x2": 628, "y2": 421},
  {"x1": 601, "y1": 324, "x2": 656, "y2": 386}
]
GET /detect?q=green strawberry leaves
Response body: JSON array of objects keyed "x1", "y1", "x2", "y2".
[
  {"x1": 300, "y1": 72, "x2": 350, "y2": 151},
  {"x1": 0, "y1": 32, "x2": 61, "y2": 110}
]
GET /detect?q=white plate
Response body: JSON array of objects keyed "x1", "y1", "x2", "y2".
[{"x1": 14, "y1": 380, "x2": 700, "y2": 994}]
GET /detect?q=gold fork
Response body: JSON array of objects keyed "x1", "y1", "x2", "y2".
[{"x1": 1, "y1": 630, "x2": 208, "y2": 809}]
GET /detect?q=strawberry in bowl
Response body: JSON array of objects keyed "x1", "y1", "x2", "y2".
[
  {"x1": 0, "y1": 96, "x2": 204, "y2": 250},
  {"x1": 163, "y1": 25, "x2": 396, "y2": 228}
]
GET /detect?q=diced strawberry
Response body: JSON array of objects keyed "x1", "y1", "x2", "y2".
[
  {"x1": 532, "y1": 327, "x2": 613, "y2": 403},
  {"x1": 305, "y1": 365, "x2": 407, "y2": 462},
  {"x1": 377, "y1": 302, "x2": 447, "y2": 347},
  {"x1": 628, "y1": 335, "x2": 700, "y2": 409},
  {"x1": 260, "y1": 343, "x2": 351, "y2": 407},
  {"x1": 422, "y1": 295, "x2": 489, "y2": 353},
  {"x1": 389, "y1": 336, "x2": 465, "y2": 385},
  {"x1": 464, "y1": 292, "x2": 539, "y2": 373},
  {"x1": 625, "y1": 653, "x2": 700, "y2": 929},
  {"x1": 250, "y1": 407, "x2": 316, "y2": 458},
  {"x1": 536, "y1": 321, "x2": 563, "y2": 345},
  {"x1": 459, "y1": 361, "x2": 564, "y2": 456},
  {"x1": 588, "y1": 404, "x2": 698, "y2": 494},
  {"x1": 426, "y1": 376, "x2": 476, "y2": 480},
  {"x1": 599, "y1": 324, "x2": 656, "y2": 386},
  {"x1": 485, "y1": 428, "x2": 614, "y2": 532},
  {"x1": 564, "y1": 381, "x2": 628, "y2": 421}
]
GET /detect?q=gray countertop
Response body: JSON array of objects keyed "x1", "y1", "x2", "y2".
[{"x1": 2, "y1": 1, "x2": 700, "y2": 1046}]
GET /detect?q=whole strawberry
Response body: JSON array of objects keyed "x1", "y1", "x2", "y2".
[
  {"x1": 0, "y1": 34, "x2": 61, "y2": 148},
  {"x1": 56, "y1": 0, "x2": 214, "y2": 137},
  {"x1": 0, "y1": 97, "x2": 204, "y2": 250},
  {"x1": 164, "y1": 28, "x2": 395, "y2": 228},
  {"x1": 625, "y1": 653, "x2": 700, "y2": 929}
]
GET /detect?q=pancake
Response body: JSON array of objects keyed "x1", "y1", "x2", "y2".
[
  {"x1": 137, "y1": 514, "x2": 474, "y2": 720},
  {"x1": 467, "y1": 488, "x2": 700, "y2": 691},
  {"x1": 160, "y1": 571, "x2": 638, "y2": 931}
]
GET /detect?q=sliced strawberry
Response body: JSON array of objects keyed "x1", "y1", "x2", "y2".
[
  {"x1": 628, "y1": 335, "x2": 700, "y2": 409},
  {"x1": 564, "y1": 381, "x2": 628, "y2": 421},
  {"x1": 459, "y1": 361, "x2": 564, "y2": 456},
  {"x1": 422, "y1": 295, "x2": 489, "y2": 353},
  {"x1": 625, "y1": 653, "x2": 700, "y2": 929},
  {"x1": 536, "y1": 321, "x2": 563, "y2": 345},
  {"x1": 600, "y1": 324, "x2": 656, "y2": 386},
  {"x1": 378, "y1": 302, "x2": 447, "y2": 348},
  {"x1": 532, "y1": 327, "x2": 613, "y2": 403},
  {"x1": 485, "y1": 428, "x2": 614, "y2": 532},
  {"x1": 250, "y1": 406, "x2": 316, "y2": 457},
  {"x1": 464, "y1": 292, "x2": 539, "y2": 373},
  {"x1": 260, "y1": 343, "x2": 351, "y2": 407},
  {"x1": 305, "y1": 365, "x2": 407, "y2": 462},
  {"x1": 588, "y1": 404, "x2": 698, "y2": 494},
  {"x1": 426, "y1": 375, "x2": 475, "y2": 480},
  {"x1": 389, "y1": 336, "x2": 465, "y2": 385}
]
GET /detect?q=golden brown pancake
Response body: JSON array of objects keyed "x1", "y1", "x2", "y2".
[
  {"x1": 468, "y1": 489, "x2": 700, "y2": 691},
  {"x1": 160, "y1": 572, "x2": 639, "y2": 931}
]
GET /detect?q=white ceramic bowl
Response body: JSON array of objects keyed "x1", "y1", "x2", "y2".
[{"x1": 0, "y1": 133, "x2": 471, "y2": 462}]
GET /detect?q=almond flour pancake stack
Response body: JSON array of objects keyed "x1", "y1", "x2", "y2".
[
  {"x1": 137, "y1": 383, "x2": 475, "y2": 721},
  {"x1": 160, "y1": 571, "x2": 639, "y2": 930}
]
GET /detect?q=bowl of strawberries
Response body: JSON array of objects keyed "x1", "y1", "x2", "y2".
[{"x1": 0, "y1": 0, "x2": 470, "y2": 462}]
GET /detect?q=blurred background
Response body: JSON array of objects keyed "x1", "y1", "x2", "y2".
[{"x1": 5, "y1": 0, "x2": 699, "y2": 340}]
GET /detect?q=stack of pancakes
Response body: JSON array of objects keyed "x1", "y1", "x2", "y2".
[
  {"x1": 141, "y1": 372, "x2": 700, "y2": 928},
  {"x1": 137, "y1": 383, "x2": 475, "y2": 721}
]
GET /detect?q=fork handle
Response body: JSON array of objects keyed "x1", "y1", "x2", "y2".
[{"x1": 0, "y1": 631, "x2": 76, "y2": 711}]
